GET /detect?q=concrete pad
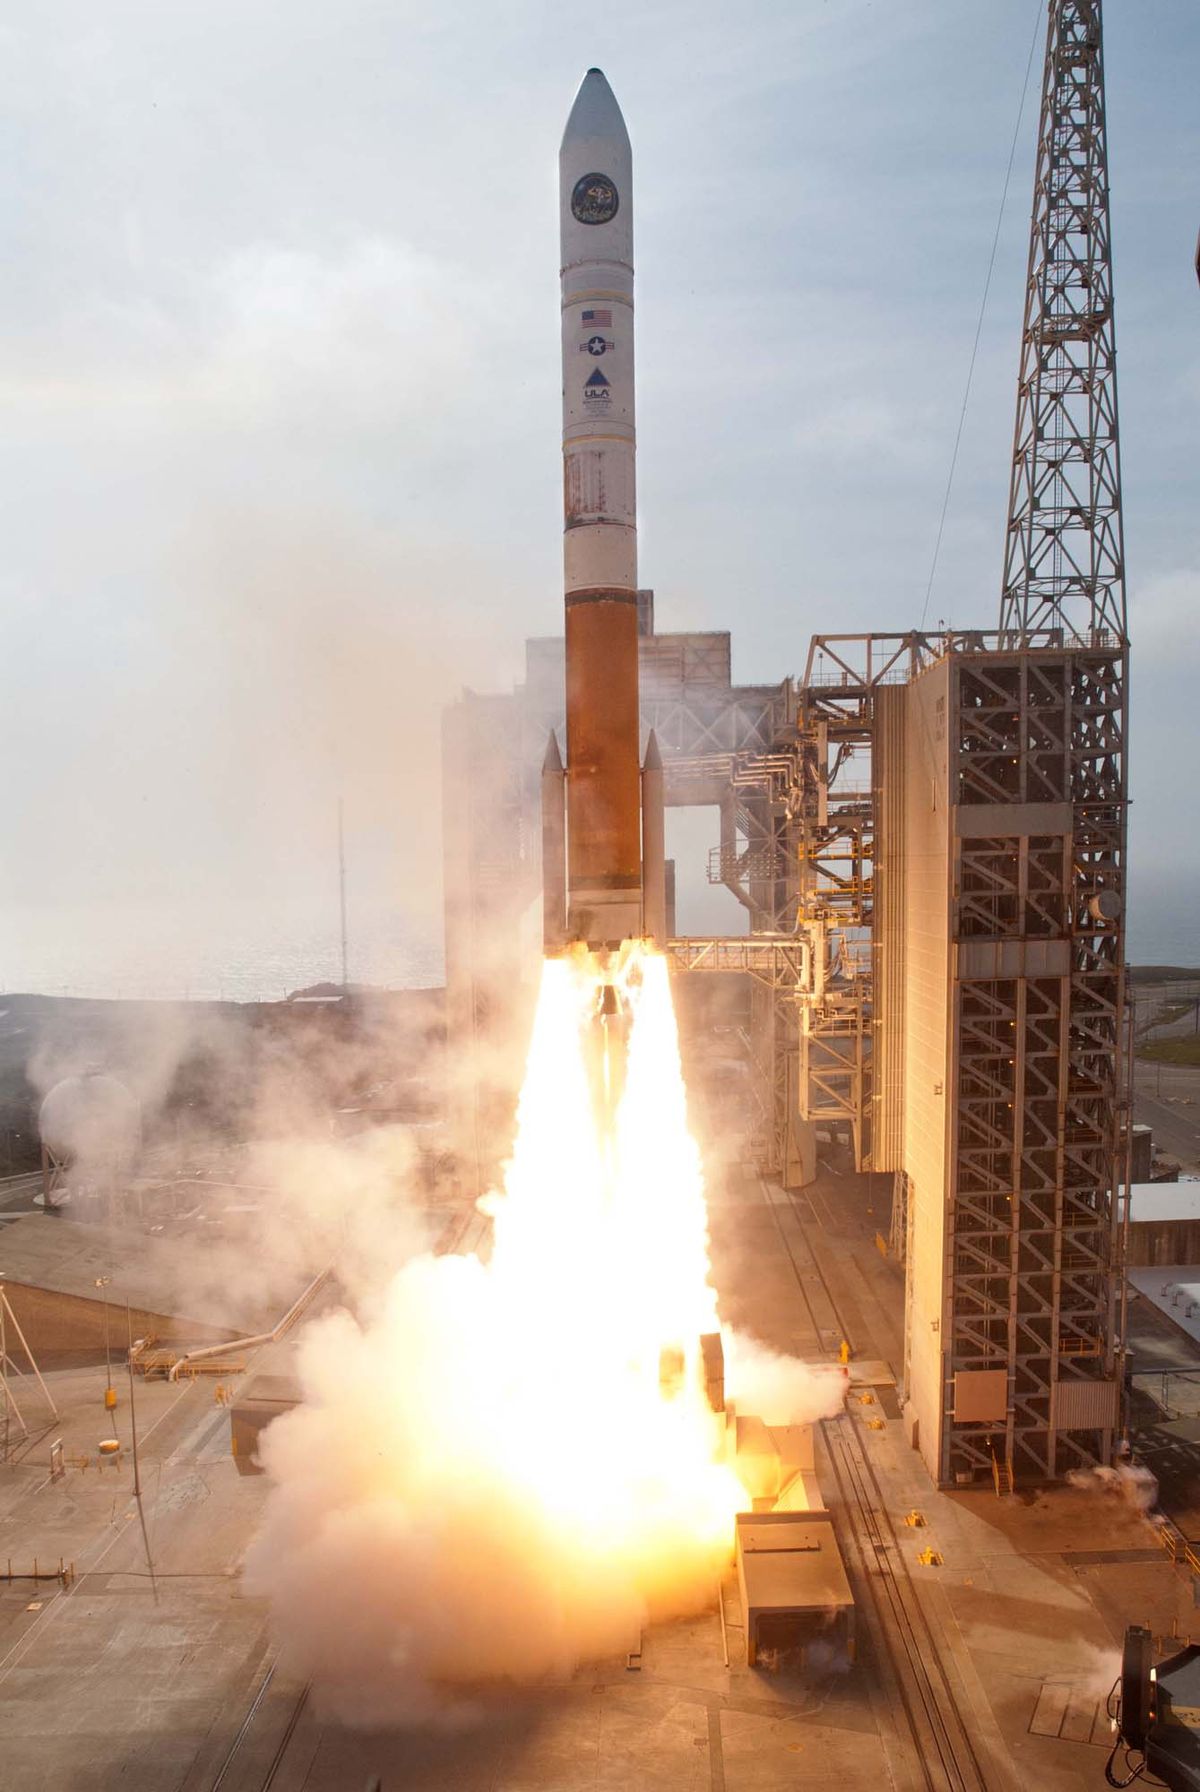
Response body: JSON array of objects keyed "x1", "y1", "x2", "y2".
[
  {"x1": 718, "y1": 1707, "x2": 891, "y2": 1789},
  {"x1": 1130, "y1": 1265, "x2": 1200, "y2": 1348},
  {"x1": 846, "y1": 1360, "x2": 895, "y2": 1386},
  {"x1": 0, "y1": 1166, "x2": 1192, "y2": 1792}
]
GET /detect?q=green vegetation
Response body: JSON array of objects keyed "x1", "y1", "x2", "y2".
[{"x1": 1138, "y1": 1038, "x2": 1200, "y2": 1067}]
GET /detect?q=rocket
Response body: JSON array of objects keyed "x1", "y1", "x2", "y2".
[{"x1": 543, "y1": 68, "x2": 665, "y2": 955}]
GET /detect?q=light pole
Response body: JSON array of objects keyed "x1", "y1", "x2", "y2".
[{"x1": 95, "y1": 1277, "x2": 115, "y2": 1411}]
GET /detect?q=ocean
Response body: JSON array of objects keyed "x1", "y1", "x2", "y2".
[
  {"x1": 1125, "y1": 873, "x2": 1200, "y2": 969},
  {"x1": 1, "y1": 869, "x2": 1193, "y2": 1003},
  {"x1": 0, "y1": 902, "x2": 444, "y2": 1003}
]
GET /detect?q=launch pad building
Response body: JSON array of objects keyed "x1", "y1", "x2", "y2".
[{"x1": 443, "y1": 1, "x2": 1129, "y2": 1494}]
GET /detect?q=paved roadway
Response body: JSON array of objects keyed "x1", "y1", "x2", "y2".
[
  {"x1": 1132, "y1": 977, "x2": 1200, "y2": 1039},
  {"x1": 1133, "y1": 1060, "x2": 1200, "y2": 1170}
]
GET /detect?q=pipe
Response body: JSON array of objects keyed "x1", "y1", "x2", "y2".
[
  {"x1": 166, "y1": 1267, "x2": 330, "y2": 1381},
  {"x1": 1116, "y1": 990, "x2": 1135, "y2": 1452}
]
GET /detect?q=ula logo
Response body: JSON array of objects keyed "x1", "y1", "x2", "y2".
[{"x1": 582, "y1": 368, "x2": 611, "y2": 405}]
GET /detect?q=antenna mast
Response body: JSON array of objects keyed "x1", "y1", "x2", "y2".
[
  {"x1": 338, "y1": 798, "x2": 349, "y2": 991},
  {"x1": 999, "y1": 0, "x2": 1126, "y2": 643}
]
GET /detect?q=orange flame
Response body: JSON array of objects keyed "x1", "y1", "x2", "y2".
[{"x1": 478, "y1": 942, "x2": 744, "y2": 1586}]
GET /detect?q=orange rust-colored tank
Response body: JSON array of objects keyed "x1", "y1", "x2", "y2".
[{"x1": 564, "y1": 591, "x2": 642, "y2": 944}]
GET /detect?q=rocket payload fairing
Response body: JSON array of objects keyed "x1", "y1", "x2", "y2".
[{"x1": 544, "y1": 68, "x2": 664, "y2": 954}]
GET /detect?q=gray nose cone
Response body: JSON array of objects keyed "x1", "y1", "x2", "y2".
[{"x1": 561, "y1": 67, "x2": 630, "y2": 154}]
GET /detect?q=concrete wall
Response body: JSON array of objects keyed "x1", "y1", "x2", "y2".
[
  {"x1": 1127, "y1": 1221, "x2": 1200, "y2": 1268},
  {"x1": 1, "y1": 1282, "x2": 236, "y2": 1359},
  {"x1": 899, "y1": 661, "x2": 952, "y2": 1482}
]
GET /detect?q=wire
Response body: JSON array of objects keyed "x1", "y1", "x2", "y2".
[
  {"x1": 76, "y1": 1569, "x2": 234, "y2": 1580},
  {"x1": 1107, "y1": 1672, "x2": 1122, "y2": 1721},
  {"x1": 1104, "y1": 1729, "x2": 1150, "y2": 1788},
  {"x1": 1104, "y1": 1739, "x2": 1168, "y2": 1791},
  {"x1": 918, "y1": 0, "x2": 1045, "y2": 631}
]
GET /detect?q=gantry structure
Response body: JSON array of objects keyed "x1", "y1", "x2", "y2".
[
  {"x1": 934, "y1": 0, "x2": 1128, "y2": 1485},
  {"x1": 1000, "y1": 0, "x2": 1125, "y2": 643},
  {"x1": 705, "y1": 0, "x2": 1129, "y2": 1486},
  {"x1": 441, "y1": 0, "x2": 1130, "y2": 1489}
]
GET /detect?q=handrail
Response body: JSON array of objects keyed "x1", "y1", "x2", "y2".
[{"x1": 165, "y1": 1268, "x2": 330, "y2": 1382}]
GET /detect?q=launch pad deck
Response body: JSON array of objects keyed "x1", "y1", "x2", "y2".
[{"x1": 0, "y1": 1166, "x2": 1192, "y2": 1791}]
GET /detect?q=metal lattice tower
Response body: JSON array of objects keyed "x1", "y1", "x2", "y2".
[{"x1": 999, "y1": 0, "x2": 1126, "y2": 643}]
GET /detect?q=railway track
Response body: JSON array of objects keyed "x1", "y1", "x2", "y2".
[
  {"x1": 763, "y1": 1179, "x2": 994, "y2": 1791},
  {"x1": 823, "y1": 1414, "x2": 989, "y2": 1791},
  {"x1": 209, "y1": 1663, "x2": 311, "y2": 1792}
]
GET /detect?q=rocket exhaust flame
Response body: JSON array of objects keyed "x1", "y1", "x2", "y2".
[
  {"x1": 241, "y1": 946, "x2": 774, "y2": 1721},
  {"x1": 475, "y1": 942, "x2": 739, "y2": 1512},
  {"x1": 245, "y1": 944, "x2": 844, "y2": 1722}
]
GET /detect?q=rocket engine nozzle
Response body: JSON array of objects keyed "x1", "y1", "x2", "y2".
[
  {"x1": 597, "y1": 980, "x2": 622, "y2": 1020},
  {"x1": 584, "y1": 974, "x2": 631, "y2": 1131}
]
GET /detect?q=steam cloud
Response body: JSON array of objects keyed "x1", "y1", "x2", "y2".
[
  {"x1": 24, "y1": 990, "x2": 445, "y2": 1329},
  {"x1": 243, "y1": 951, "x2": 846, "y2": 1727},
  {"x1": 1066, "y1": 1460, "x2": 1160, "y2": 1516},
  {"x1": 243, "y1": 1259, "x2": 846, "y2": 1726},
  {"x1": 722, "y1": 1331, "x2": 847, "y2": 1426}
]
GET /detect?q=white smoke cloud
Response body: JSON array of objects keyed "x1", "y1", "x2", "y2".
[
  {"x1": 243, "y1": 952, "x2": 846, "y2": 1727},
  {"x1": 22, "y1": 987, "x2": 444, "y2": 1327},
  {"x1": 244, "y1": 1257, "x2": 686, "y2": 1727},
  {"x1": 243, "y1": 1258, "x2": 845, "y2": 1727},
  {"x1": 1065, "y1": 1459, "x2": 1160, "y2": 1516},
  {"x1": 723, "y1": 1331, "x2": 848, "y2": 1425}
]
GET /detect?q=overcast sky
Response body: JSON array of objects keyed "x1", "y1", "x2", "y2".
[{"x1": 1, "y1": 1, "x2": 1197, "y2": 994}]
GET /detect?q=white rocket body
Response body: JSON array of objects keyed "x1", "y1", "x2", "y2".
[
  {"x1": 560, "y1": 71, "x2": 637, "y2": 603},
  {"x1": 558, "y1": 68, "x2": 644, "y2": 947}
]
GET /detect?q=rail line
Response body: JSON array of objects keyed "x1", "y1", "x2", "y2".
[
  {"x1": 823, "y1": 1414, "x2": 989, "y2": 1791},
  {"x1": 209, "y1": 1663, "x2": 311, "y2": 1792},
  {"x1": 762, "y1": 1178, "x2": 993, "y2": 1791}
]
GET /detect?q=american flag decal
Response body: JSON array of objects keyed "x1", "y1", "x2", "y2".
[{"x1": 581, "y1": 308, "x2": 612, "y2": 327}]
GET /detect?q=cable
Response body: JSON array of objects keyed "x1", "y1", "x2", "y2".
[
  {"x1": 1104, "y1": 1735, "x2": 1145, "y2": 1787},
  {"x1": 918, "y1": 0, "x2": 1044, "y2": 631}
]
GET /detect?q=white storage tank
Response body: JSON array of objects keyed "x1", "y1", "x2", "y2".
[{"x1": 38, "y1": 1072, "x2": 141, "y2": 1178}]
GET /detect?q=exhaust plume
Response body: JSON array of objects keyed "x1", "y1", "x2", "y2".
[{"x1": 245, "y1": 946, "x2": 842, "y2": 1724}]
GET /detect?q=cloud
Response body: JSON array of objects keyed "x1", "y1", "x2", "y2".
[
  {"x1": 198, "y1": 238, "x2": 480, "y2": 431},
  {"x1": 1130, "y1": 568, "x2": 1200, "y2": 668},
  {"x1": 1, "y1": 1, "x2": 1199, "y2": 990}
]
